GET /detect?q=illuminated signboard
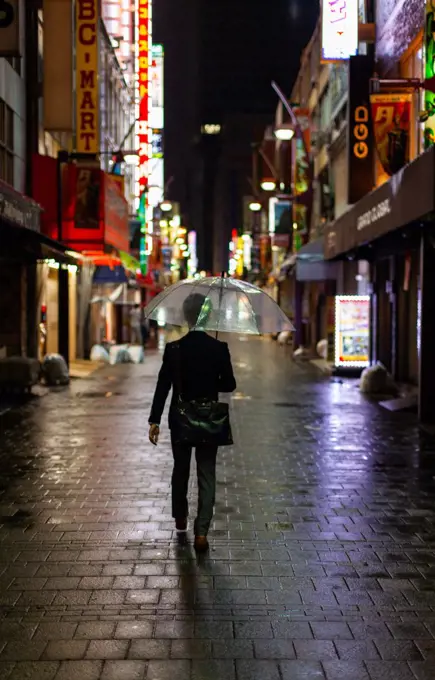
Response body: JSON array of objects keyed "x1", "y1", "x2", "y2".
[
  {"x1": 76, "y1": 0, "x2": 99, "y2": 153},
  {"x1": 321, "y1": 0, "x2": 358, "y2": 62},
  {"x1": 150, "y1": 44, "x2": 164, "y2": 129},
  {"x1": 187, "y1": 230, "x2": 198, "y2": 276},
  {"x1": 149, "y1": 43, "x2": 164, "y2": 210},
  {"x1": 138, "y1": 0, "x2": 150, "y2": 192},
  {"x1": 335, "y1": 296, "x2": 370, "y2": 368},
  {"x1": 268, "y1": 197, "x2": 291, "y2": 235}
]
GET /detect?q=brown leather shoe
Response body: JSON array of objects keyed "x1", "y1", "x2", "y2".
[
  {"x1": 175, "y1": 519, "x2": 187, "y2": 532},
  {"x1": 194, "y1": 536, "x2": 209, "y2": 553}
]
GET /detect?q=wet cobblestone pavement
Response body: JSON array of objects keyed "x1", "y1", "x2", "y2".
[{"x1": 1, "y1": 337, "x2": 435, "y2": 679}]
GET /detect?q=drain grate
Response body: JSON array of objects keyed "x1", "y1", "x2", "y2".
[{"x1": 272, "y1": 402, "x2": 302, "y2": 408}]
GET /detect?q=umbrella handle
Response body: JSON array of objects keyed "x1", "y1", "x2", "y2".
[{"x1": 216, "y1": 271, "x2": 225, "y2": 340}]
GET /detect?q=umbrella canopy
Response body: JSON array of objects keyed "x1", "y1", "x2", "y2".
[{"x1": 144, "y1": 276, "x2": 295, "y2": 335}]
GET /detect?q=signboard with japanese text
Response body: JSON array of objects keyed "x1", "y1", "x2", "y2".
[
  {"x1": 138, "y1": 0, "x2": 151, "y2": 193},
  {"x1": 149, "y1": 45, "x2": 164, "y2": 209},
  {"x1": 75, "y1": 0, "x2": 99, "y2": 153},
  {"x1": 370, "y1": 93, "x2": 412, "y2": 176},
  {"x1": 335, "y1": 296, "x2": 370, "y2": 368},
  {"x1": 321, "y1": 0, "x2": 359, "y2": 62},
  {"x1": 0, "y1": 0, "x2": 19, "y2": 57},
  {"x1": 0, "y1": 178, "x2": 40, "y2": 232},
  {"x1": 150, "y1": 44, "x2": 164, "y2": 129}
]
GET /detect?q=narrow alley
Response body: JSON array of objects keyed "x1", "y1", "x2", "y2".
[{"x1": 0, "y1": 338, "x2": 434, "y2": 680}]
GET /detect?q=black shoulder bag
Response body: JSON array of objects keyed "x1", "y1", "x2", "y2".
[{"x1": 170, "y1": 344, "x2": 233, "y2": 447}]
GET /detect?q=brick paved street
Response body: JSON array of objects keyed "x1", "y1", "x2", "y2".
[{"x1": 1, "y1": 337, "x2": 435, "y2": 679}]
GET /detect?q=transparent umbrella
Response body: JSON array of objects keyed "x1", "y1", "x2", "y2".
[{"x1": 144, "y1": 276, "x2": 294, "y2": 335}]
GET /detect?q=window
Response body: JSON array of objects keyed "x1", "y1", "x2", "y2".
[
  {"x1": 0, "y1": 100, "x2": 15, "y2": 186},
  {"x1": 400, "y1": 37, "x2": 424, "y2": 156},
  {"x1": 4, "y1": 56, "x2": 21, "y2": 76}
]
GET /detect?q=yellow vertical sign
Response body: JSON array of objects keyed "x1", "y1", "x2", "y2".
[{"x1": 75, "y1": 0, "x2": 99, "y2": 154}]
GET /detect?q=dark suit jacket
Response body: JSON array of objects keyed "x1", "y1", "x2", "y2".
[{"x1": 149, "y1": 331, "x2": 237, "y2": 428}]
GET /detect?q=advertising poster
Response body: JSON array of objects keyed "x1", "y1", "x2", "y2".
[
  {"x1": 335, "y1": 296, "x2": 370, "y2": 368},
  {"x1": 424, "y1": 1, "x2": 435, "y2": 148},
  {"x1": 370, "y1": 94, "x2": 412, "y2": 176},
  {"x1": 75, "y1": 165, "x2": 101, "y2": 229},
  {"x1": 269, "y1": 198, "x2": 291, "y2": 234}
]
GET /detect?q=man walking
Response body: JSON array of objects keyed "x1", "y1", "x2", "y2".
[{"x1": 148, "y1": 294, "x2": 236, "y2": 552}]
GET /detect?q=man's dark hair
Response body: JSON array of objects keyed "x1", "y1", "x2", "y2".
[{"x1": 183, "y1": 293, "x2": 207, "y2": 327}]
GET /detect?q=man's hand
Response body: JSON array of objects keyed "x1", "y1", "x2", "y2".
[{"x1": 149, "y1": 424, "x2": 160, "y2": 446}]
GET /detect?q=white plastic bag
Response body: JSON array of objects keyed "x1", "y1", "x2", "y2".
[
  {"x1": 109, "y1": 345, "x2": 132, "y2": 366},
  {"x1": 360, "y1": 363, "x2": 396, "y2": 395},
  {"x1": 278, "y1": 331, "x2": 292, "y2": 346},
  {"x1": 316, "y1": 339, "x2": 327, "y2": 359},
  {"x1": 127, "y1": 345, "x2": 145, "y2": 364},
  {"x1": 90, "y1": 345, "x2": 110, "y2": 363}
]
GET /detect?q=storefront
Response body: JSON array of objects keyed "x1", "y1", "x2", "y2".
[
  {"x1": 0, "y1": 178, "x2": 79, "y2": 361},
  {"x1": 32, "y1": 156, "x2": 131, "y2": 357},
  {"x1": 324, "y1": 146, "x2": 435, "y2": 422},
  {"x1": 295, "y1": 238, "x2": 340, "y2": 352}
]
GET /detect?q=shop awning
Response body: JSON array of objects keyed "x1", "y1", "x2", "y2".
[
  {"x1": 296, "y1": 238, "x2": 339, "y2": 282},
  {"x1": 93, "y1": 265, "x2": 129, "y2": 284},
  {"x1": 323, "y1": 146, "x2": 435, "y2": 260},
  {"x1": 278, "y1": 254, "x2": 297, "y2": 281},
  {"x1": 0, "y1": 220, "x2": 80, "y2": 264}
]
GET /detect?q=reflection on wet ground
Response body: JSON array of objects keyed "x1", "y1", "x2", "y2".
[{"x1": 0, "y1": 337, "x2": 435, "y2": 679}]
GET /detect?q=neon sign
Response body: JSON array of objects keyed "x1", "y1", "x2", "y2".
[
  {"x1": 321, "y1": 0, "x2": 358, "y2": 62},
  {"x1": 138, "y1": 0, "x2": 150, "y2": 192}
]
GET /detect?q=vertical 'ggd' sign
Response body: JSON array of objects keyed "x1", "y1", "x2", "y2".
[
  {"x1": 138, "y1": 0, "x2": 150, "y2": 192},
  {"x1": 76, "y1": 0, "x2": 99, "y2": 154},
  {"x1": 347, "y1": 55, "x2": 375, "y2": 205}
]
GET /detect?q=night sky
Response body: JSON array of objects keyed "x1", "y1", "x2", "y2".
[
  {"x1": 200, "y1": 0, "x2": 320, "y2": 118},
  {"x1": 153, "y1": 0, "x2": 320, "y2": 224},
  {"x1": 154, "y1": 0, "x2": 320, "y2": 120}
]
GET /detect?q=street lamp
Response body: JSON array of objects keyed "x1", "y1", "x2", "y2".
[
  {"x1": 160, "y1": 200, "x2": 173, "y2": 212},
  {"x1": 274, "y1": 123, "x2": 295, "y2": 141},
  {"x1": 249, "y1": 201, "x2": 262, "y2": 212},
  {"x1": 260, "y1": 179, "x2": 276, "y2": 192}
]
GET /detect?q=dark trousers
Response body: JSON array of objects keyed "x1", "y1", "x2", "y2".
[{"x1": 171, "y1": 437, "x2": 218, "y2": 536}]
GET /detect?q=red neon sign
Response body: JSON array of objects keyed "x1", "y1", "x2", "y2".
[{"x1": 138, "y1": 0, "x2": 150, "y2": 192}]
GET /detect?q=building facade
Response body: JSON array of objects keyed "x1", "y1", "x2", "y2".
[
  {"x1": 0, "y1": 1, "x2": 138, "y2": 364},
  {"x1": 0, "y1": 0, "x2": 76, "y2": 362},
  {"x1": 317, "y1": 0, "x2": 435, "y2": 422}
]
